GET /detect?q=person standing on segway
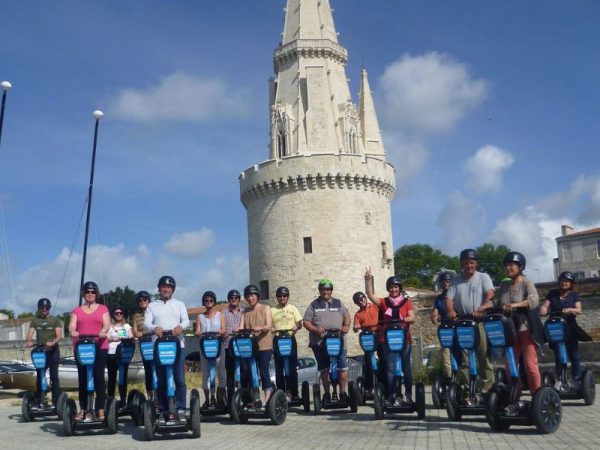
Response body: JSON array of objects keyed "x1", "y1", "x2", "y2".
[
  {"x1": 68, "y1": 281, "x2": 110, "y2": 421},
  {"x1": 365, "y1": 269, "x2": 415, "y2": 406},
  {"x1": 25, "y1": 298, "x2": 63, "y2": 407},
  {"x1": 132, "y1": 291, "x2": 153, "y2": 401},
  {"x1": 271, "y1": 286, "x2": 303, "y2": 401},
  {"x1": 144, "y1": 275, "x2": 190, "y2": 423},
  {"x1": 431, "y1": 273, "x2": 455, "y2": 381},
  {"x1": 352, "y1": 291, "x2": 380, "y2": 395},
  {"x1": 195, "y1": 290, "x2": 227, "y2": 408},
  {"x1": 303, "y1": 279, "x2": 351, "y2": 403},
  {"x1": 240, "y1": 284, "x2": 274, "y2": 407},
  {"x1": 445, "y1": 249, "x2": 495, "y2": 397},
  {"x1": 540, "y1": 271, "x2": 589, "y2": 389},
  {"x1": 107, "y1": 305, "x2": 134, "y2": 409},
  {"x1": 222, "y1": 289, "x2": 244, "y2": 396}
]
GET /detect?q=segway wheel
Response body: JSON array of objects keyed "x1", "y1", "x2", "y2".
[
  {"x1": 191, "y1": 388, "x2": 200, "y2": 401},
  {"x1": 582, "y1": 370, "x2": 595, "y2": 405},
  {"x1": 21, "y1": 392, "x2": 35, "y2": 422},
  {"x1": 126, "y1": 389, "x2": 137, "y2": 408},
  {"x1": 190, "y1": 397, "x2": 201, "y2": 438},
  {"x1": 416, "y1": 382, "x2": 426, "y2": 420},
  {"x1": 268, "y1": 390, "x2": 288, "y2": 425},
  {"x1": 494, "y1": 367, "x2": 507, "y2": 385},
  {"x1": 230, "y1": 389, "x2": 248, "y2": 424},
  {"x1": 432, "y1": 377, "x2": 442, "y2": 409},
  {"x1": 106, "y1": 397, "x2": 118, "y2": 434},
  {"x1": 56, "y1": 391, "x2": 68, "y2": 420},
  {"x1": 131, "y1": 392, "x2": 146, "y2": 426},
  {"x1": 301, "y1": 381, "x2": 310, "y2": 412},
  {"x1": 541, "y1": 371, "x2": 555, "y2": 388},
  {"x1": 143, "y1": 400, "x2": 156, "y2": 441},
  {"x1": 446, "y1": 382, "x2": 462, "y2": 421},
  {"x1": 349, "y1": 381, "x2": 359, "y2": 413},
  {"x1": 373, "y1": 383, "x2": 385, "y2": 420},
  {"x1": 485, "y1": 388, "x2": 510, "y2": 431},
  {"x1": 312, "y1": 384, "x2": 322, "y2": 415},
  {"x1": 63, "y1": 398, "x2": 76, "y2": 437},
  {"x1": 532, "y1": 386, "x2": 561, "y2": 434},
  {"x1": 356, "y1": 376, "x2": 366, "y2": 406}
]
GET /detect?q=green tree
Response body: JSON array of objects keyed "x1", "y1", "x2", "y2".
[
  {"x1": 475, "y1": 243, "x2": 511, "y2": 285},
  {"x1": 17, "y1": 312, "x2": 35, "y2": 320},
  {"x1": 59, "y1": 312, "x2": 71, "y2": 334},
  {"x1": 0, "y1": 308, "x2": 15, "y2": 319},
  {"x1": 394, "y1": 244, "x2": 460, "y2": 289},
  {"x1": 103, "y1": 286, "x2": 138, "y2": 319}
]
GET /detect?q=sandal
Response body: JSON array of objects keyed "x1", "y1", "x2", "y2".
[
  {"x1": 75, "y1": 410, "x2": 85, "y2": 421},
  {"x1": 97, "y1": 409, "x2": 105, "y2": 420}
]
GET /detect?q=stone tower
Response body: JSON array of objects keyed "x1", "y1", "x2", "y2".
[{"x1": 239, "y1": 0, "x2": 396, "y2": 351}]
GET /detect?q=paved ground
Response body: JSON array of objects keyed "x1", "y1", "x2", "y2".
[{"x1": 1, "y1": 387, "x2": 598, "y2": 449}]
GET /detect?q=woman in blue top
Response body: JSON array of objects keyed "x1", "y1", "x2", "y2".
[{"x1": 540, "y1": 271, "x2": 584, "y2": 387}]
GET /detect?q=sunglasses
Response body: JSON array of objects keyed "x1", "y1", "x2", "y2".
[
  {"x1": 138, "y1": 298, "x2": 150, "y2": 302},
  {"x1": 230, "y1": 296, "x2": 240, "y2": 299},
  {"x1": 40, "y1": 306, "x2": 50, "y2": 310},
  {"x1": 277, "y1": 295, "x2": 289, "y2": 298},
  {"x1": 114, "y1": 312, "x2": 123, "y2": 316},
  {"x1": 84, "y1": 290, "x2": 97, "y2": 294},
  {"x1": 204, "y1": 298, "x2": 215, "y2": 303}
]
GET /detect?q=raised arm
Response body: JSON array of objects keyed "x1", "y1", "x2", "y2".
[{"x1": 364, "y1": 266, "x2": 381, "y2": 306}]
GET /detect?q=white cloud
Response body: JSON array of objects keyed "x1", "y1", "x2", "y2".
[
  {"x1": 383, "y1": 132, "x2": 429, "y2": 190},
  {"x1": 538, "y1": 175, "x2": 600, "y2": 225},
  {"x1": 164, "y1": 228, "x2": 215, "y2": 258},
  {"x1": 464, "y1": 145, "x2": 514, "y2": 193},
  {"x1": 377, "y1": 52, "x2": 488, "y2": 134},
  {"x1": 109, "y1": 72, "x2": 251, "y2": 123},
  {"x1": 436, "y1": 191, "x2": 486, "y2": 255},
  {"x1": 137, "y1": 244, "x2": 150, "y2": 258}
]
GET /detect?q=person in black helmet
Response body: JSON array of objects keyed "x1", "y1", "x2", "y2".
[
  {"x1": 431, "y1": 272, "x2": 455, "y2": 380},
  {"x1": 540, "y1": 271, "x2": 587, "y2": 389},
  {"x1": 445, "y1": 249, "x2": 495, "y2": 395},
  {"x1": 132, "y1": 290, "x2": 153, "y2": 400},
  {"x1": 25, "y1": 298, "x2": 63, "y2": 406},
  {"x1": 364, "y1": 268, "x2": 415, "y2": 405},
  {"x1": 221, "y1": 289, "x2": 244, "y2": 396},
  {"x1": 496, "y1": 251, "x2": 543, "y2": 402},
  {"x1": 144, "y1": 275, "x2": 190, "y2": 422},
  {"x1": 107, "y1": 305, "x2": 133, "y2": 408},
  {"x1": 271, "y1": 286, "x2": 303, "y2": 401}
]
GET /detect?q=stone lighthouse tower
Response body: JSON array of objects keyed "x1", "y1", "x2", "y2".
[{"x1": 239, "y1": 0, "x2": 396, "y2": 349}]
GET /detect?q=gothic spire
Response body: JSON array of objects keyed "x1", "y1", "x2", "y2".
[{"x1": 359, "y1": 67, "x2": 385, "y2": 155}]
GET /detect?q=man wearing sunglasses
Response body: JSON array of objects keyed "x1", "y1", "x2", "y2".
[
  {"x1": 221, "y1": 289, "x2": 244, "y2": 398},
  {"x1": 25, "y1": 298, "x2": 63, "y2": 406},
  {"x1": 271, "y1": 286, "x2": 303, "y2": 401}
]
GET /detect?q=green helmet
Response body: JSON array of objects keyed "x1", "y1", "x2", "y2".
[{"x1": 318, "y1": 278, "x2": 333, "y2": 290}]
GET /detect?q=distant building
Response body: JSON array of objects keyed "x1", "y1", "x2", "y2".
[
  {"x1": 0, "y1": 318, "x2": 31, "y2": 341},
  {"x1": 553, "y1": 225, "x2": 600, "y2": 280}
]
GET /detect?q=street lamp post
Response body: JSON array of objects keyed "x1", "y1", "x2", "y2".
[
  {"x1": 79, "y1": 110, "x2": 104, "y2": 305},
  {"x1": 0, "y1": 81, "x2": 12, "y2": 147}
]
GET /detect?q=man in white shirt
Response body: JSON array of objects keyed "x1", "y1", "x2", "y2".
[{"x1": 144, "y1": 275, "x2": 190, "y2": 422}]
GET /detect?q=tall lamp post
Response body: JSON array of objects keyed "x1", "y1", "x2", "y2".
[
  {"x1": 79, "y1": 110, "x2": 104, "y2": 305},
  {"x1": 0, "y1": 81, "x2": 12, "y2": 147}
]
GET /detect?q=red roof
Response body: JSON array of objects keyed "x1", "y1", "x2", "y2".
[{"x1": 557, "y1": 227, "x2": 600, "y2": 240}]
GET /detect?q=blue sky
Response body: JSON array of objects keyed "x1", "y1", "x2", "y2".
[{"x1": 1, "y1": 0, "x2": 599, "y2": 313}]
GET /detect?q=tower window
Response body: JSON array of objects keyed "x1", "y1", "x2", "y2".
[
  {"x1": 303, "y1": 237, "x2": 313, "y2": 254},
  {"x1": 259, "y1": 280, "x2": 269, "y2": 300},
  {"x1": 381, "y1": 242, "x2": 387, "y2": 259}
]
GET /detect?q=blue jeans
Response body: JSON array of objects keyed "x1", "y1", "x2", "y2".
[
  {"x1": 257, "y1": 350, "x2": 274, "y2": 392},
  {"x1": 155, "y1": 351, "x2": 186, "y2": 412},
  {"x1": 383, "y1": 344, "x2": 412, "y2": 399},
  {"x1": 552, "y1": 336, "x2": 582, "y2": 382}
]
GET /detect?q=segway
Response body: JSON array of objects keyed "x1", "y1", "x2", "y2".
[
  {"x1": 109, "y1": 338, "x2": 145, "y2": 425},
  {"x1": 355, "y1": 327, "x2": 379, "y2": 406},
  {"x1": 62, "y1": 335, "x2": 118, "y2": 436},
  {"x1": 431, "y1": 319, "x2": 458, "y2": 409},
  {"x1": 190, "y1": 332, "x2": 228, "y2": 417},
  {"x1": 21, "y1": 345, "x2": 68, "y2": 422},
  {"x1": 135, "y1": 333, "x2": 158, "y2": 425},
  {"x1": 372, "y1": 321, "x2": 425, "y2": 420},
  {"x1": 312, "y1": 329, "x2": 359, "y2": 414},
  {"x1": 273, "y1": 329, "x2": 310, "y2": 411},
  {"x1": 542, "y1": 313, "x2": 595, "y2": 405},
  {"x1": 445, "y1": 316, "x2": 487, "y2": 421},
  {"x1": 483, "y1": 307, "x2": 561, "y2": 433},
  {"x1": 229, "y1": 329, "x2": 287, "y2": 425},
  {"x1": 143, "y1": 331, "x2": 201, "y2": 440}
]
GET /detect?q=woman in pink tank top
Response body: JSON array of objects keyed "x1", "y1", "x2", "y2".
[{"x1": 68, "y1": 281, "x2": 110, "y2": 421}]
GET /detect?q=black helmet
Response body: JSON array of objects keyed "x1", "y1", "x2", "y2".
[
  {"x1": 437, "y1": 272, "x2": 453, "y2": 283},
  {"x1": 37, "y1": 298, "x2": 51, "y2": 309},
  {"x1": 136, "y1": 290, "x2": 151, "y2": 301},
  {"x1": 202, "y1": 290, "x2": 217, "y2": 305},
  {"x1": 353, "y1": 291, "x2": 366, "y2": 305},
  {"x1": 275, "y1": 286, "x2": 290, "y2": 297},
  {"x1": 503, "y1": 251, "x2": 526, "y2": 270},
  {"x1": 111, "y1": 305, "x2": 126, "y2": 317},
  {"x1": 82, "y1": 281, "x2": 99, "y2": 293},
  {"x1": 227, "y1": 289, "x2": 241, "y2": 301},
  {"x1": 317, "y1": 278, "x2": 333, "y2": 290},
  {"x1": 386, "y1": 275, "x2": 403, "y2": 291},
  {"x1": 459, "y1": 249, "x2": 478, "y2": 260},
  {"x1": 157, "y1": 275, "x2": 176, "y2": 290},
  {"x1": 558, "y1": 271, "x2": 575, "y2": 283},
  {"x1": 244, "y1": 284, "x2": 260, "y2": 297}
]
